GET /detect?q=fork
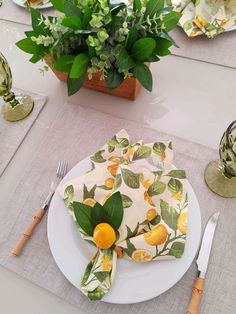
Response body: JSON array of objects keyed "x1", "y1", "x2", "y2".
[{"x1": 11, "y1": 160, "x2": 68, "y2": 257}]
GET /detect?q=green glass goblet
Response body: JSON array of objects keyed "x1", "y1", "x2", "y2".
[
  {"x1": 0, "y1": 52, "x2": 34, "y2": 122},
  {"x1": 205, "y1": 121, "x2": 236, "y2": 197}
]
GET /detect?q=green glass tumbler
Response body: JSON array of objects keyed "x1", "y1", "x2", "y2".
[
  {"x1": 0, "y1": 52, "x2": 34, "y2": 122},
  {"x1": 205, "y1": 121, "x2": 236, "y2": 197}
]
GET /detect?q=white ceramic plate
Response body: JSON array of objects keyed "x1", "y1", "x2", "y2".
[
  {"x1": 47, "y1": 157, "x2": 201, "y2": 304},
  {"x1": 12, "y1": 0, "x2": 52, "y2": 9}
]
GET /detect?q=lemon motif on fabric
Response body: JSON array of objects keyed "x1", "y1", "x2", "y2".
[
  {"x1": 144, "y1": 224, "x2": 168, "y2": 246},
  {"x1": 177, "y1": 212, "x2": 188, "y2": 234}
]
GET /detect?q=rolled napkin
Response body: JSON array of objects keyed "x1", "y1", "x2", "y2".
[
  {"x1": 58, "y1": 130, "x2": 188, "y2": 300},
  {"x1": 169, "y1": 0, "x2": 236, "y2": 38}
]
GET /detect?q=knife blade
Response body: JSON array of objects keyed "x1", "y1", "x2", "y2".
[{"x1": 186, "y1": 211, "x2": 220, "y2": 314}]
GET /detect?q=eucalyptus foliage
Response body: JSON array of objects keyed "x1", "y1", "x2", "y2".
[{"x1": 16, "y1": 0, "x2": 181, "y2": 95}]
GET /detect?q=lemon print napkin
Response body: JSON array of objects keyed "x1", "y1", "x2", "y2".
[
  {"x1": 168, "y1": 0, "x2": 236, "y2": 38},
  {"x1": 58, "y1": 130, "x2": 188, "y2": 300}
]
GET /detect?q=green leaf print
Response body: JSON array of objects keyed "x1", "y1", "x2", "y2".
[
  {"x1": 147, "y1": 180, "x2": 166, "y2": 196},
  {"x1": 121, "y1": 168, "x2": 140, "y2": 189},
  {"x1": 166, "y1": 170, "x2": 186, "y2": 179},
  {"x1": 64, "y1": 185, "x2": 74, "y2": 209},
  {"x1": 153, "y1": 142, "x2": 166, "y2": 155},
  {"x1": 113, "y1": 173, "x2": 122, "y2": 191},
  {"x1": 117, "y1": 138, "x2": 129, "y2": 148},
  {"x1": 168, "y1": 241, "x2": 185, "y2": 258},
  {"x1": 132, "y1": 145, "x2": 152, "y2": 160},
  {"x1": 87, "y1": 287, "x2": 106, "y2": 300},
  {"x1": 168, "y1": 178, "x2": 183, "y2": 193},
  {"x1": 183, "y1": 21, "x2": 192, "y2": 31},
  {"x1": 126, "y1": 223, "x2": 140, "y2": 238},
  {"x1": 121, "y1": 194, "x2": 133, "y2": 208},
  {"x1": 81, "y1": 260, "x2": 93, "y2": 286},
  {"x1": 90, "y1": 150, "x2": 106, "y2": 163},
  {"x1": 160, "y1": 199, "x2": 179, "y2": 231},
  {"x1": 150, "y1": 214, "x2": 161, "y2": 226},
  {"x1": 94, "y1": 271, "x2": 110, "y2": 282},
  {"x1": 83, "y1": 184, "x2": 96, "y2": 200},
  {"x1": 122, "y1": 238, "x2": 136, "y2": 257}
]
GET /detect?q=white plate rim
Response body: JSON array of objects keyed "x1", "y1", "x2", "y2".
[{"x1": 47, "y1": 157, "x2": 202, "y2": 304}]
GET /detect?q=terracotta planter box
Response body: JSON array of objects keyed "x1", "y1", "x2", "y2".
[{"x1": 44, "y1": 55, "x2": 143, "y2": 100}]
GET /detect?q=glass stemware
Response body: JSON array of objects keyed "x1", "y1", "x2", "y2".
[
  {"x1": 205, "y1": 121, "x2": 236, "y2": 197},
  {"x1": 0, "y1": 52, "x2": 34, "y2": 122}
]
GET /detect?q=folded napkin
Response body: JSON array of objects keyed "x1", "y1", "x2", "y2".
[
  {"x1": 58, "y1": 130, "x2": 188, "y2": 300},
  {"x1": 169, "y1": 0, "x2": 236, "y2": 38}
]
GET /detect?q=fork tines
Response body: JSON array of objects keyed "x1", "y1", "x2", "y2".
[{"x1": 57, "y1": 160, "x2": 68, "y2": 179}]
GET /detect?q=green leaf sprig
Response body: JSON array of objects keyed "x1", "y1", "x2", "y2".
[{"x1": 73, "y1": 191, "x2": 123, "y2": 237}]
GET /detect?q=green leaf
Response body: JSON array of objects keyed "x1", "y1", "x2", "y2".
[
  {"x1": 82, "y1": 6, "x2": 92, "y2": 28},
  {"x1": 126, "y1": 223, "x2": 140, "y2": 238},
  {"x1": 16, "y1": 38, "x2": 36, "y2": 54},
  {"x1": 30, "y1": 8, "x2": 46, "y2": 35},
  {"x1": 70, "y1": 53, "x2": 89, "y2": 79},
  {"x1": 153, "y1": 142, "x2": 166, "y2": 155},
  {"x1": 94, "y1": 271, "x2": 110, "y2": 282},
  {"x1": 73, "y1": 202, "x2": 94, "y2": 236},
  {"x1": 81, "y1": 260, "x2": 93, "y2": 286},
  {"x1": 67, "y1": 75, "x2": 85, "y2": 96},
  {"x1": 145, "y1": 0, "x2": 164, "y2": 18},
  {"x1": 132, "y1": 63, "x2": 153, "y2": 92},
  {"x1": 90, "y1": 150, "x2": 106, "y2": 163},
  {"x1": 113, "y1": 174, "x2": 122, "y2": 191},
  {"x1": 50, "y1": 0, "x2": 65, "y2": 12},
  {"x1": 147, "y1": 180, "x2": 166, "y2": 196},
  {"x1": 168, "y1": 178, "x2": 183, "y2": 194},
  {"x1": 150, "y1": 214, "x2": 161, "y2": 226},
  {"x1": 25, "y1": 31, "x2": 35, "y2": 37},
  {"x1": 83, "y1": 184, "x2": 96, "y2": 200},
  {"x1": 110, "y1": 2, "x2": 126, "y2": 14},
  {"x1": 105, "y1": 67, "x2": 124, "y2": 89},
  {"x1": 122, "y1": 238, "x2": 136, "y2": 257},
  {"x1": 131, "y1": 38, "x2": 156, "y2": 61},
  {"x1": 29, "y1": 54, "x2": 41, "y2": 63},
  {"x1": 132, "y1": 145, "x2": 152, "y2": 160},
  {"x1": 54, "y1": 55, "x2": 75, "y2": 73},
  {"x1": 169, "y1": 241, "x2": 185, "y2": 258},
  {"x1": 162, "y1": 11, "x2": 182, "y2": 32},
  {"x1": 154, "y1": 38, "x2": 172, "y2": 56},
  {"x1": 160, "y1": 199, "x2": 179, "y2": 230},
  {"x1": 103, "y1": 192, "x2": 123, "y2": 231},
  {"x1": 121, "y1": 194, "x2": 133, "y2": 208},
  {"x1": 133, "y1": 0, "x2": 141, "y2": 11},
  {"x1": 62, "y1": 16, "x2": 82, "y2": 29},
  {"x1": 144, "y1": 55, "x2": 160, "y2": 62},
  {"x1": 158, "y1": 31, "x2": 179, "y2": 48},
  {"x1": 117, "y1": 46, "x2": 136, "y2": 70},
  {"x1": 64, "y1": 2, "x2": 82, "y2": 18},
  {"x1": 121, "y1": 168, "x2": 140, "y2": 189},
  {"x1": 87, "y1": 287, "x2": 106, "y2": 300},
  {"x1": 167, "y1": 170, "x2": 186, "y2": 179},
  {"x1": 125, "y1": 27, "x2": 139, "y2": 50},
  {"x1": 91, "y1": 202, "x2": 110, "y2": 227}
]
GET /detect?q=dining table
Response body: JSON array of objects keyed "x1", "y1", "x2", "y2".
[{"x1": 0, "y1": 3, "x2": 236, "y2": 314}]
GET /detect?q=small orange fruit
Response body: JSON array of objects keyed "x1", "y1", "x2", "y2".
[
  {"x1": 141, "y1": 179, "x2": 151, "y2": 189},
  {"x1": 93, "y1": 223, "x2": 116, "y2": 249},
  {"x1": 177, "y1": 212, "x2": 188, "y2": 234},
  {"x1": 83, "y1": 198, "x2": 96, "y2": 207},
  {"x1": 108, "y1": 156, "x2": 120, "y2": 164},
  {"x1": 107, "y1": 163, "x2": 118, "y2": 176},
  {"x1": 146, "y1": 208, "x2": 157, "y2": 222},
  {"x1": 105, "y1": 177, "x2": 115, "y2": 189},
  {"x1": 144, "y1": 191, "x2": 155, "y2": 206},
  {"x1": 132, "y1": 249, "x2": 153, "y2": 262},
  {"x1": 144, "y1": 224, "x2": 168, "y2": 246}
]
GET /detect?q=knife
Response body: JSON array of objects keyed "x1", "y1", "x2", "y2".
[{"x1": 186, "y1": 211, "x2": 220, "y2": 314}]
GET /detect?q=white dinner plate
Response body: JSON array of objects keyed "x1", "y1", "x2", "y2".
[
  {"x1": 12, "y1": 0, "x2": 52, "y2": 9},
  {"x1": 47, "y1": 157, "x2": 201, "y2": 304}
]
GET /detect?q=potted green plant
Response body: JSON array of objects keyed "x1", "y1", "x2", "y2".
[{"x1": 16, "y1": 0, "x2": 181, "y2": 100}]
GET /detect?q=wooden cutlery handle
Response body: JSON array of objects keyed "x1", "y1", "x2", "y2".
[
  {"x1": 11, "y1": 208, "x2": 46, "y2": 257},
  {"x1": 186, "y1": 277, "x2": 204, "y2": 314}
]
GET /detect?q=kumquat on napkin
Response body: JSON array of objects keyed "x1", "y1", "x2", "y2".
[{"x1": 58, "y1": 130, "x2": 188, "y2": 300}]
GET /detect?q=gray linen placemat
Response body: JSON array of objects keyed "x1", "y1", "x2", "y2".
[
  {"x1": 0, "y1": 0, "x2": 54, "y2": 25},
  {"x1": 0, "y1": 88, "x2": 47, "y2": 176},
  {"x1": 171, "y1": 28, "x2": 236, "y2": 69},
  {"x1": 0, "y1": 103, "x2": 235, "y2": 314}
]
